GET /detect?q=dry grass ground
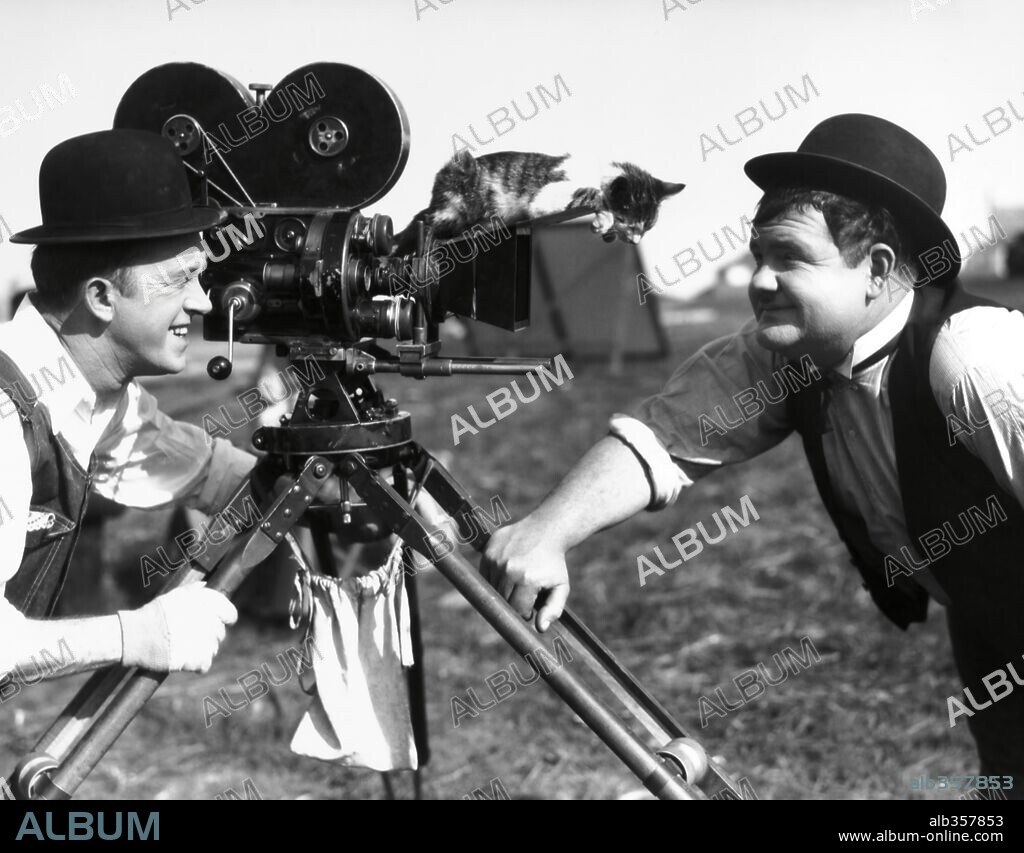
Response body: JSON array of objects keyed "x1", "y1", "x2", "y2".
[{"x1": 5, "y1": 280, "x2": 1017, "y2": 801}]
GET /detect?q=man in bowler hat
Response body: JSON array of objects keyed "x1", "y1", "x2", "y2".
[
  {"x1": 0, "y1": 129, "x2": 253, "y2": 688},
  {"x1": 483, "y1": 114, "x2": 1024, "y2": 793}
]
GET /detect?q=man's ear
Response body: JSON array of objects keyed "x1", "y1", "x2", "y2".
[
  {"x1": 866, "y1": 242, "x2": 897, "y2": 299},
  {"x1": 82, "y1": 276, "x2": 117, "y2": 323}
]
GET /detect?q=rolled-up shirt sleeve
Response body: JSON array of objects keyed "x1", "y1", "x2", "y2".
[
  {"x1": 610, "y1": 318, "x2": 796, "y2": 508},
  {"x1": 0, "y1": 390, "x2": 34, "y2": 679},
  {"x1": 930, "y1": 306, "x2": 1024, "y2": 512},
  {"x1": 92, "y1": 382, "x2": 257, "y2": 515}
]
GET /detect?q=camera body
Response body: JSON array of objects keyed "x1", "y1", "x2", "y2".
[{"x1": 198, "y1": 206, "x2": 533, "y2": 350}]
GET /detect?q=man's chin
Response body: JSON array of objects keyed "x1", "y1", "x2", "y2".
[
  {"x1": 133, "y1": 356, "x2": 188, "y2": 379},
  {"x1": 754, "y1": 323, "x2": 803, "y2": 356},
  {"x1": 167, "y1": 353, "x2": 189, "y2": 375}
]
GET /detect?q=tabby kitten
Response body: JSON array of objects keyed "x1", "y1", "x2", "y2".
[{"x1": 393, "y1": 150, "x2": 684, "y2": 253}]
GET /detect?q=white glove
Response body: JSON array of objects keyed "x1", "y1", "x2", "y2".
[{"x1": 119, "y1": 583, "x2": 238, "y2": 673}]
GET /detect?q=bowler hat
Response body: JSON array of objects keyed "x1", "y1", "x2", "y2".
[
  {"x1": 11, "y1": 129, "x2": 226, "y2": 244},
  {"x1": 745, "y1": 114, "x2": 960, "y2": 282}
]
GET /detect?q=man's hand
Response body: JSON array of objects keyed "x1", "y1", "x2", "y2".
[
  {"x1": 118, "y1": 584, "x2": 238, "y2": 674},
  {"x1": 481, "y1": 436, "x2": 654, "y2": 632},
  {"x1": 481, "y1": 517, "x2": 570, "y2": 633}
]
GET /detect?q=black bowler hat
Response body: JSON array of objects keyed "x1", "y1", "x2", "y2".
[
  {"x1": 745, "y1": 114, "x2": 960, "y2": 281},
  {"x1": 11, "y1": 129, "x2": 226, "y2": 244}
]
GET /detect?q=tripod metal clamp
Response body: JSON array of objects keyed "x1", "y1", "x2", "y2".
[{"x1": 207, "y1": 457, "x2": 335, "y2": 597}]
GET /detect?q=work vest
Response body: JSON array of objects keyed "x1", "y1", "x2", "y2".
[
  {"x1": 787, "y1": 281, "x2": 1024, "y2": 647},
  {"x1": 0, "y1": 351, "x2": 95, "y2": 617}
]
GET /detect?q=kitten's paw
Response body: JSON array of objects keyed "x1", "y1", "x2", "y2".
[{"x1": 590, "y1": 210, "x2": 615, "y2": 235}]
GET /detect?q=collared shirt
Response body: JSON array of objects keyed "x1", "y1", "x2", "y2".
[
  {"x1": 0, "y1": 297, "x2": 256, "y2": 677},
  {"x1": 611, "y1": 290, "x2": 1024, "y2": 605}
]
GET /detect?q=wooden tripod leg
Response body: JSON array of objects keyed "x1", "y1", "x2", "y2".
[
  {"x1": 9, "y1": 457, "x2": 333, "y2": 800},
  {"x1": 339, "y1": 453, "x2": 698, "y2": 800},
  {"x1": 411, "y1": 449, "x2": 748, "y2": 799}
]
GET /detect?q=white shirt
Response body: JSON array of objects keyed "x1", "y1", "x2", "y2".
[
  {"x1": 0, "y1": 297, "x2": 256, "y2": 677},
  {"x1": 611, "y1": 290, "x2": 1024, "y2": 607}
]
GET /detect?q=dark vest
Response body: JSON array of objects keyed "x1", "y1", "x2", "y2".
[
  {"x1": 787, "y1": 281, "x2": 1024, "y2": 646},
  {"x1": 0, "y1": 351, "x2": 94, "y2": 617}
]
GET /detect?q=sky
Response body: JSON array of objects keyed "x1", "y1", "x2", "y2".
[{"x1": 1, "y1": 0, "x2": 1022, "y2": 304}]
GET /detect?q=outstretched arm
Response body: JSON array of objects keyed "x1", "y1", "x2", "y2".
[
  {"x1": 481, "y1": 435, "x2": 651, "y2": 632},
  {"x1": 92, "y1": 382, "x2": 256, "y2": 514},
  {"x1": 0, "y1": 584, "x2": 238, "y2": 688},
  {"x1": 481, "y1": 320, "x2": 796, "y2": 632}
]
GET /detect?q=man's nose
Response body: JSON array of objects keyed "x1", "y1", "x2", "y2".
[
  {"x1": 183, "y1": 276, "x2": 213, "y2": 315},
  {"x1": 749, "y1": 263, "x2": 778, "y2": 295}
]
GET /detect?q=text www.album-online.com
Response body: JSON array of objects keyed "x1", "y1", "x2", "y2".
[{"x1": 837, "y1": 830, "x2": 1004, "y2": 843}]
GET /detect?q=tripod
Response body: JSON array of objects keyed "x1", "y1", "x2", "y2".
[{"x1": 10, "y1": 351, "x2": 747, "y2": 801}]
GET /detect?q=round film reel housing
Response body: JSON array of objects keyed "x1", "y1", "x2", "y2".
[
  {"x1": 239, "y1": 63, "x2": 410, "y2": 209},
  {"x1": 115, "y1": 62, "x2": 410, "y2": 211},
  {"x1": 113, "y1": 63, "x2": 255, "y2": 203}
]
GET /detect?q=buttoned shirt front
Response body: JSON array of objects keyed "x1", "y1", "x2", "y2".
[
  {"x1": 0, "y1": 296, "x2": 256, "y2": 678},
  {"x1": 611, "y1": 289, "x2": 1024, "y2": 605}
]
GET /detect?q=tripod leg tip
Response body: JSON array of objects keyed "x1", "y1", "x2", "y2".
[
  {"x1": 10, "y1": 752, "x2": 59, "y2": 800},
  {"x1": 656, "y1": 737, "x2": 710, "y2": 786}
]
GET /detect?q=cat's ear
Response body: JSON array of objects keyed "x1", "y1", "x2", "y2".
[
  {"x1": 445, "y1": 149, "x2": 478, "y2": 178},
  {"x1": 656, "y1": 180, "x2": 685, "y2": 199}
]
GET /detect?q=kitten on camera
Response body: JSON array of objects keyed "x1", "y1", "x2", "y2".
[{"x1": 393, "y1": 150, "x2": 684, "y2": 253}]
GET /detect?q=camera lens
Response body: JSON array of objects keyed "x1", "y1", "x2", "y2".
[{"x1": 370, "y1": 215, "x2": 394, "y2": 255}]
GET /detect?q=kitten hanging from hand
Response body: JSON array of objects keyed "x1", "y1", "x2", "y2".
[{"x1": 392, "y1": 150, "x2": 684, "y2": 254}]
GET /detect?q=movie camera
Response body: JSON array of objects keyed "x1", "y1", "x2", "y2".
[{"x1": 114, "y1": 61, "x2": 533, "y2": 379}]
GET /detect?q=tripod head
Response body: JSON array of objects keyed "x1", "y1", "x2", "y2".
[{"x1": 248, "y1": 347, "x2": 551, "y2": 542}]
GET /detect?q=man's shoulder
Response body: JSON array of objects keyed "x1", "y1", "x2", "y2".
[
  {"x1": 929, "y1": 302, "x2": 1024, "y2": 399},
  {"x1": 0, "y1": 335, "x2": 32, "y2": 385},
  {"x1": 0, "y1": 387, "x2": 33, "y2": 465},
  {"x1": 933, "y1": 302, "x2": 1022, "y2": 359}
]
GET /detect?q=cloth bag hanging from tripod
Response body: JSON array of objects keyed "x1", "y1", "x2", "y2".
[{"x1": 289, "y1": 540, "x2": 418, "y2": 771}]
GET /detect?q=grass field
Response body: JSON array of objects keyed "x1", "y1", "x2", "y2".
[{"x1": 4, "y1": 279, "x2": 1014, "y2": 801}]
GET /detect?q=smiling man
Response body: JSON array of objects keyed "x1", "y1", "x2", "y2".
[
  {"x1": 482, "y1": 114, "x2": 1024, "y2": 794},
  {"x1": 0, "y1": 130, "x2": 254, "y2": 690}
]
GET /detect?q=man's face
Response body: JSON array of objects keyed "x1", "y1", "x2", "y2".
[
  {"x1": 105, "y1": 235, "x2": 211, "y2": 377},
  {"x1": 748, "y1": 206, "x2": 871, "y2": 368}
]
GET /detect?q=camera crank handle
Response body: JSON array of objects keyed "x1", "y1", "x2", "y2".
[{"x1": 207, "y1": 296, "x2": 243, "y2": 380}]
